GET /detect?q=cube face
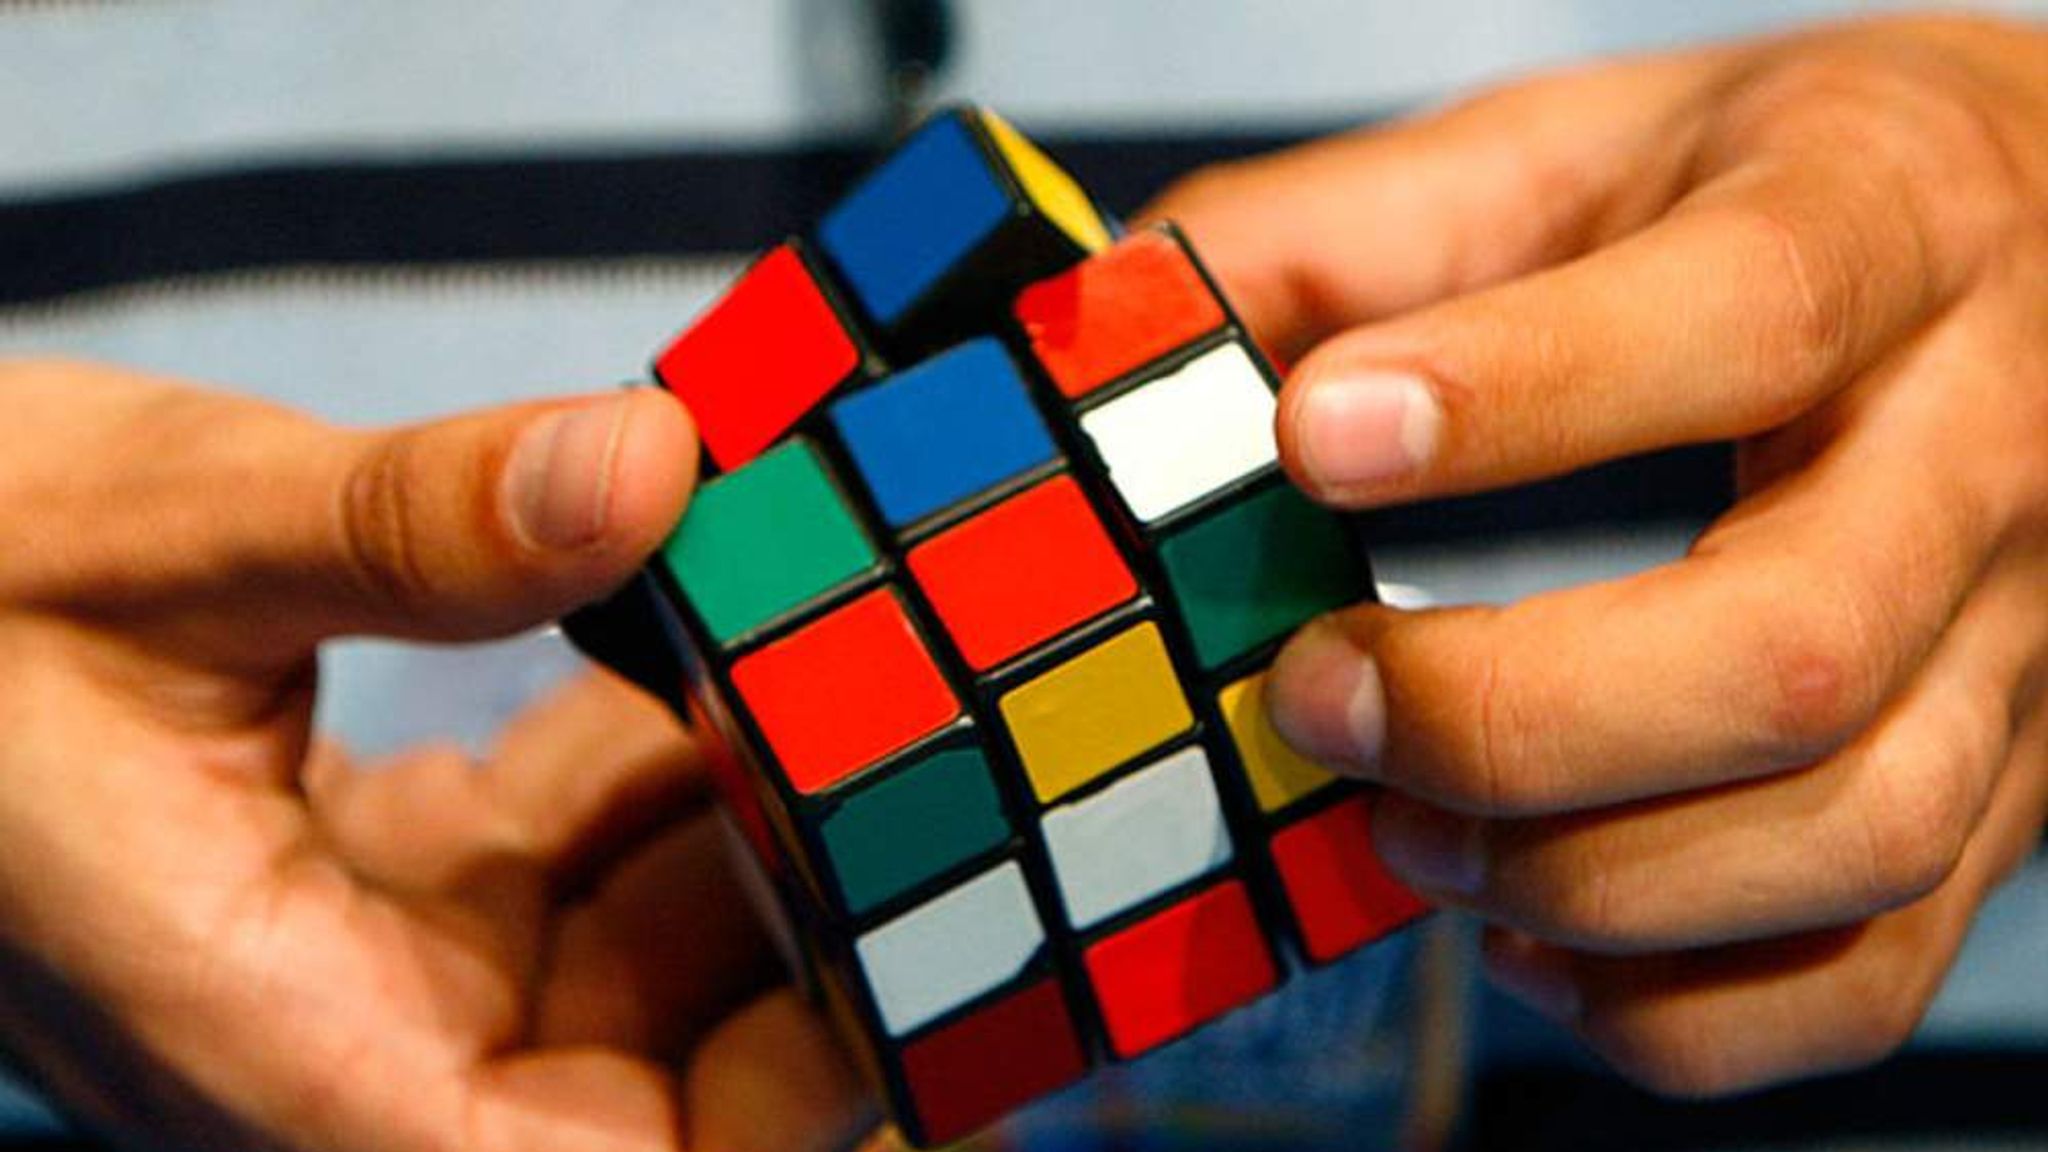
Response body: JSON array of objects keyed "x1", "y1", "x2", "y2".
[
  {"x1": 1079, "y1": 341, "x2": 1281, "y2": 525},
  {"x1": 662, "y1": 439, "x2": 879, "y2": 647},
  {"x1": 589, "y1": 109, "x2": 1425, "y2": 1148},
  {"x1": 1271, "y1": 795, "x2": 1430, "y2": 964},
  {"x1": 1040, "y1": 743, "x2": 1233, "y2": 931},
  {"x1": 899, "y1": 977, "x2": 1089, "y2": 1147},
  {"x1": 1082, "y1": 879, "x2": 1279, "y2": 1059},
  {"x1": 830, "y1": 338, "x2": 1057, "y2": 530},
  {"x1": 817, "y1": 742, "x2": 1010, "y2": 917},
  {"x1": 855, "y1": 859, "x2": 1046, "y2": 1037},
  {"x1": 1016, "y1": 226, "x2": 1229, "y2": 400},
  {"x1": 907, "y1": 474, "x2": 1138, "y2": 672},
  {"x1": 817, "y1": 108, "x2": 1115, "y2": 358},
  {"x1": 997, "y1": 619, "x2": 1195, "y2": 804},
  {"x1": 728, "y1": 587, "x2": 960, "y2": 795},
  {"x1": 655, "y1": 243, "x2": 865, "y2": 471},
  {"x1": 1157, "y1": 481, "x2": 1367, "y2": 670},
  {"x1": 1218, "y1": 671, "x2": 1339, "y2": 814}
]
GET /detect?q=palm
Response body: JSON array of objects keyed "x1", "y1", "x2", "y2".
[{"x1": 4, "y1": 648, "x2": 866, "y2": 1152}]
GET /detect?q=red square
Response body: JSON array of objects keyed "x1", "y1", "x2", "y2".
[
  {"x1": 900, "y1": 978, "x2": 1088, "y2": 1146},
  {"x1": 906, "y1": 475, "x2": 1137, "y2": 672},
  {"x1": 655, "y1": 244, "x2": 861, "y2": 471},
  {"x1": 1013, "y1": 228, "x2": 1228, "y2": 400},
  {"x1": 730, "y1": 588, "x2": 959, "y2": 795},
  {"x1": 1271, "y1": 795, "x2": 1430, "y2": 964},
  {"x1": 1083, "y1": 880, "x2": 1278, "y2": 1059}
]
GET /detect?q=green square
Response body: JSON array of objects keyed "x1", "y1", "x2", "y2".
[
  {"x1": 1158, "y1": 484, "x2": 1367, "y2": 669},
  {"x1": 662, "y1": 439, "x2": 878, "y2": 645},
  {"x1": 817, "y1": 744, "x2": 1009, "y2": 916}
]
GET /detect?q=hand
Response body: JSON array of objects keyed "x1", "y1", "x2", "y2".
[
  {"x1": 1147, "y1": 12, "x2": 2048, "y2": 1095},
  {"x1": 0, "y1": 362, "x2": 869, "y2": 1151}
]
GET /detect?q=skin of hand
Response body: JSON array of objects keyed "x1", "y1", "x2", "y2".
[
  {"x1": 1145, "y1": 12, "x2": 2048, "y2": 1095},
  {"x1": 0, "y1": 362, "x2": 870, "y2": 1152}
]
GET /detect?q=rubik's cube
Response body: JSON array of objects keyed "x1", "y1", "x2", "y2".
[{"x1": 567, "y1": 107, "x2": 1428, "y2": 1147}]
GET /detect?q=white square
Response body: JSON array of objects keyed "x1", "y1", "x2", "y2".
[
  {"x1": 1078, "y1": 342, "x2": 1279, "y2": 525},
  {"x1": 855, "y1": 861, "x2": 1044, "y2": 1037},
  {"x1": 1041, "y1": 745, "x2": 1233, "y2": 930}
]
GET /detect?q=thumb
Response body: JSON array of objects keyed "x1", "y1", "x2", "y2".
[
  {"x1": 9, "y1": 368, "x2": 697, "y2": 664},
  {"x1": 312, "y1": 387, "x2": 697, "y2": 645}
]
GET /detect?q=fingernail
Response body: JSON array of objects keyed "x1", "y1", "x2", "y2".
[
  {"x1": 1293, "y1": 369, "x2": 1441, "y2": 491},
  {"x1": 1267, "y1": 619, "x2": 1387, "y2": 775},
  {"x1": 505, "y1": 397, "x2": 630, "y2": 550},
  {"x1": 1372, "y1": 796, "x2": 1484, "y2": 895},
  {"x1": 1485, "y1": 932, "x2": 1581, "y2": 1023}
]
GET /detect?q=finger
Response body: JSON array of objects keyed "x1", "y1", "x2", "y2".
[
  {"x1": 1481, "y1": 697, "x2": 2048, "y2": 1097},
  {"x1": 8, "y1": 364, "x2": 696, "y2": 668},
  {"x1": 1269, "y1": 369, "x2": 2005, "y2": 817},
  {"x1": 682, "y1": 990, "x2": 874, "y2": 1152},
  {"x1": 1276, "y1": 148, "x2": 1971, "y2": 507},
  {"x1": 534, "y1": 811, "x2": 779, "y2": 1059},
  {"x1": 1367, "y1": 542, "x2": 2047, "y2": 953},
  {"x1": 1139, "y1": 51, "x2": 1725, "y2": 361},
  {"x1": 472, "y1": 994, "x2": 869, "y2": 1152},
  {"x1": 306, "y1": 671, "x2": 703, "y2": 902}
]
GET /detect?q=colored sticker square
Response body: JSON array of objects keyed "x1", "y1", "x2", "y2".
[
  {"x1": 1041, "y1": 745, "x2": 1233, "y2": 931},
  {"x1": 1271, "y1": 795, "x2": 1430, "y2": 964},
  {"x1": 819, "y1": 743, "x2": 1010, "y2": 917},
  {"x1": 908, "y1": 474, "x2": 1137, "y2": 672},
  {"x1": 900, "y1": 978, "x2": 1088, "y2": 1147},
  {"x1": 998, "y1": 622, "x2": 1194, "y2": 804},
  {"x1": 981, "y1": 109, "x2": 1112, "y2": 254},
  {"x1": 855, "y1": 861, "x2": 1044, "y2": 1037},
  {"x1": 1083, "y1": 880, "x2": 1278, "y2": 1059},
  {"x1": 654, "y1": 244, "x2": 860, "y2": 471},
  {"x1": 1079, "y1": 342, "x2": 1279, "y2": 524},
  {"x1": 730, "y1": 588, "x2": 959, "y2": 795},
  {"x1": 1015, "y1": 228, "x2": 1228, "y2": 400},
  {"x1": 1219, "y1": 671, "x2": 1338, "y2": 813},
  {"x1": 1158, "y1": 483, "x2": 1367, "y2": 669},
  {"x1": 830, "y1": 338, "x2": 1058, "y2": 529},
  {"x1": 819, "y1": 114, "x2": 1011, "y2": 325},
  {"x1": 662, "y1": 439, "x2": 878, "y2": 647}
]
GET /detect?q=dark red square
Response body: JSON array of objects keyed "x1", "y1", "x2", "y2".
[
  {"x1": 1083, "y1": 880, "x2": 1278, "y2": 1059},
  {"x1": 729, "y1": 588, "x2": 959, "y2": 796},
  {"x1": 1271, "y1": 794, "x2": 1430, "y2": 964},
  {"x1": 1013, "y1": 228, "x2": 1228, "y2": 400},
  {"x1": 900, "y1": 978, "x2": 1088, "y2": 1145},
  {"x1": 906, "y1": 475, "x2": 1137, "y2": 672},
  {"x1": 655, "y1": 244, "x2": 860, "y2": 471}
]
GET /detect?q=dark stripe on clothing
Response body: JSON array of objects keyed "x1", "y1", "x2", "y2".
[
  {"x1": 0, "y1": 131, "x2": 1312, "y2": 307},
  {"x1": 0, "y1": 128, "x2": 1731, "y2": 533}
]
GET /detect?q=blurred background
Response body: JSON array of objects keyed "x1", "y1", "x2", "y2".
[{"x1": 0, "y1": 2, "x2": 2044, "y2": 1149}]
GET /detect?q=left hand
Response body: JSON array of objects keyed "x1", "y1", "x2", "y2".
[
  {"x1": 0, "y1": 363, "x2": 870, "y2": 1151},
  {"x1": 1145, "y1": 12, "x2": 2048, "y2": 1095}
]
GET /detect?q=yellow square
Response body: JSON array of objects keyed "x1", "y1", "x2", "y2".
[
  {"x1": 1000, "y1": 622, "x2": 1193, "y2": 803},
  {"x1": 982, "y1": 109, "x2": 1113, "y2": 254},
  {"x1": 1219, "y1": 671, "x2": 1336, "y2": 813}
]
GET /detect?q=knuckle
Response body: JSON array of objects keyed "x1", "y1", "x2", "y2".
[
  {"x1": 1835, "y1": 951, "x2": 1936, "y2": 1067},
  {"x1": 1847, "y1": 702, "x2": 1999, "y2": 911},
  {"x1": 1750, "y1": 601, "x2": 1886, "y2": 761},
  {"x1": 1534, "y1": 850, "x2": 1640, "y2": 948},
  {"x1": 1427, "y1": 631, "x2": 1554, "y2": 814},
  {"x1": 1585, "y1": 1011, "x2": 1746, "y2": 1099},
  {"x1": 338, "y1": 431, "x2": 437, "y2": 621},
  {"x1": 1704, "y1": 199, "x2": 1857, "y2": 403}
]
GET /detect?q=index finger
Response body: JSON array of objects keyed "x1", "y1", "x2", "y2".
[{"x1": 1138, "y1": 50, "x2": 1723, "y2": 361}]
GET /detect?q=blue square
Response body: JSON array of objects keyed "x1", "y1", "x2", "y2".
[
  {"x1": 830, "y1": 339, "x2": 1059, "y2": 529},
  {"x1": 817, "y1": 114, "x2": 1011, "y2": 326}
]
